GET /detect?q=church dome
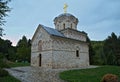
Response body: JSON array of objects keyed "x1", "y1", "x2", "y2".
[
  {"x1": 54, "y1": 13, "x2": 78, "y2": 24},
  {"x1": 54, "y1": 13, "x2": 79, "y2": 31},
  {"x1": 57, "y1": 13, "x2": 76, "y2": 18}
]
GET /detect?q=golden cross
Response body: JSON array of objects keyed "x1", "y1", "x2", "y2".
[{"x1": 63, "y1": 3, "x2": 68, "y2": 13}]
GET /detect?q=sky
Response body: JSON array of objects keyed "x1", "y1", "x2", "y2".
[{"x1": 2, "y1": 0, "x2": 120, "y2": 46}]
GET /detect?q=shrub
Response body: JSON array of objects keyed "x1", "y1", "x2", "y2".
[
  {"x1": 101, "y1": 74, "x2": 119, "y2": 82},
  {"x1": 0, "y1": 60, "x2": 9, "y2": 68},
  {"x1": 0, "y1": 62, "x2": 9, "y2": 68},
  {"x1": 0, "y1": 68, "x2": 9, "y2": 77},
  {"x1": 0, "y1": 53, "x2": 10, "y2": 68}
]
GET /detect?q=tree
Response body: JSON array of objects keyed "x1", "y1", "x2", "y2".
[
  {"x1": 0, "y1": 37, "x2": 16, "y2": 64},
  {"x1": 103, "y1": 32, "x2": 120, "y2": 65},
  {"x1": 0, "y1": 0, "x2": 11, "y2": 37},
  {"x1": 86, "y1": 37, "x2": 95, "y2": 65},
  {"x1": 0, "y1": 37, "x2": 12, "y2": 54},
  {"x1": 91, "y1": 41, "x2": 105, "y2": 65},
  {"x1": 16, "y1": 36, "x2": 31, "y2": 62},
  {"x1": 16, "y1": 36, "x2": 28, "y2": 47}
]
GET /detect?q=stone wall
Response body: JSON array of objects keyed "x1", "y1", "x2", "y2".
[
  {"x1": 31, "y1": 52, "x2": 39, "y2": 66},
  {"x1": 31, "y1": 25, "x2": 89, "y2": 68},
  {"x1": 41, "y1": 51, "x2": 53, "y2": 68},
  {"x1": 31, "y1": 25, "x2": 52, "y2": 67},
  {"x1": 60, "y1": 29, "x2": 87, "y2": 42},
  {"x1": 31, "y1": 26, "x2": 52, "y2": 53},
  {"x1": 51, "y1": 36, "x2": 89, "y2": 68}
]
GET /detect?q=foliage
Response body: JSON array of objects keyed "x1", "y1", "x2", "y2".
[
  {"x1": 0, "y1": 68, "x2": 9, "y2": 77},
  {"x1": 101, "y1": 74, "x2": 119, "y2": 82},
  {"x1": 0, "y1": 0, "x2": 11, "y2": 36},
  {"x1": 86, "y1": 37, "x2": 95, "y2": 65},
  {"x1": 0, "y1": 37, "x2": 16, "y2": 62},
  {"x1": 0, "y1": 73, "x2": 21, "y2": 82},
  {"x1": 0, "y1": 38, "x2": 12, "y2": 53},
  {"x1": 0, "y1": 60, "x2": 9, "y2": 68},
  {"x1": 0, "y1": 53, "x2": 9, "y2": 68},
  {"x1": 103, "y1": 32, "x2": 120, "y2": 65},
  {"x1": 59, "y1": 66, "x2": 120, "y2": 82},
  {"x1": 0, "y1": 36, "x2": 31, "y2": 63},
  {"x1": 8, "y1": 62, "x2": 30, "y2": 67},
  {"x1": 91, "y1": 41, "x2": 105, "y2": 65},
  {"x1": 91, "y1": 32, "x2": 120, "y2": 65},
  {"x1": 16, "y1": 36, "x2": 31, "y2": 62}
]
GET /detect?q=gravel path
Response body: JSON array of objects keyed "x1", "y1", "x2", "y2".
[{"x1": 5, "y1": 66, "x2": 98, "y2": 82}]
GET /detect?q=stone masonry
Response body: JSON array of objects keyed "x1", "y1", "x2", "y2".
[{"x1": 31, "y1": 13, "x2": 89, "y2": 69}]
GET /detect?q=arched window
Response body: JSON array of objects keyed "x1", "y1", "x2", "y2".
[
  {"x1": 38, "y1": 40, "x2": 42, "y2": 51},
  {"x1": 63, "y1": 23, "x2": 65, "y2": 29},
  {"x1": 76, "y1": 50, "x2": 79, "y2": 57},
  {"x1": 57, "y1": 24, "x2": 59, "y2": 30}
]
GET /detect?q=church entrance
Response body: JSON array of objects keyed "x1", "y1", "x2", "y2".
[{"x1": 39, "y1": 54, "x2": 41, "y2": 66}]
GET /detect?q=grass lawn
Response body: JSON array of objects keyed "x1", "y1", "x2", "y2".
[
  {"x1": 0, "y1": 75, "x2": 21, "y2": 82},
  {"x1": 0, "y1": 62, "x2": 30, "y2": 82},
  {"x1": 59, "y1": 66, "x2": 120, "y2": 82},
  {"x1": 8, "y1": 62, "x2": 30, "y2": 68}
]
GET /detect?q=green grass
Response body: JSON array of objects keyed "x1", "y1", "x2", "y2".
[
  {"x1": 0, "y1": 75, "x2": 21, "y2": 82},
  {"x1": 0, "y1": 62, "x2": 30, "y2": 82},
  {"x1": 8, "y1": 62, "x2": 30, "y2": 67},
  {"x1": 59, "y1": 66, "x2": 120, "y2": 82}
]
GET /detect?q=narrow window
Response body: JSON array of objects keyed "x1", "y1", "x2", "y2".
[
  {"x1": 71, "y1": 23, "x2": 72, "y2": 29},
  {"x1": 39, "y1": 54, "x2": 41, "y2": 66},
  {"x1": 76, "y1": 50, "x2": 79, "y2": 57},
  {"x1": 63, "y1": 23, "x2": 65, "y2": 29}
]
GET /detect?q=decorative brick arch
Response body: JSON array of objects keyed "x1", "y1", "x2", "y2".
[{"x1": 38, "y1": 40, "x2": 42, "y2": 51}]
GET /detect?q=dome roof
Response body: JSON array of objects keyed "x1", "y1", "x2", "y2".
[
  {"x1": 57, "y1": 13, "x2": 76, "y2": 18},
  {"x1": 54, "y1": 13, "x2": 78, "y2": 24}
]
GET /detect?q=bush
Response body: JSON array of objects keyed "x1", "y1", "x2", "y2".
[
  {"x1": 101, "y1": 74, "x2": 119, "y2": 82},
  {"x1": 0, "y1": 60, "x2": 9, "y2": 68},
  {"x1": 0, "y1": 53, "x2": 10, "y2": 68},
  {"x1": 0, "y1": 68, "x2": 9, "y2": 77}
]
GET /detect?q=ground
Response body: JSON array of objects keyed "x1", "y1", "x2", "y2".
[{"x1": 6, "y1": 66, "x2": 97, "y2": 82}]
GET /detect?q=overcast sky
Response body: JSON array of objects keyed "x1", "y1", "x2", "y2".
[{"x1": 2, "y1": 0, "x2": 120, "y2": 46}]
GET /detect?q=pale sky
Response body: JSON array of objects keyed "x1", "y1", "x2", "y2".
[{"x1": 2, "y1": 0, "x2": 120, "y2": 46}]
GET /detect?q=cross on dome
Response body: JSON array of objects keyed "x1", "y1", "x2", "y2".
[{"x1": 63, "y1": 3, "x2": 68, "y2": 13}]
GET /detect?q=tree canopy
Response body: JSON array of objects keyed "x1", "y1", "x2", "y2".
[
  {"x1": 103, "y1": 32, "x2": 120, "y2": 65},
  {"x1": 0, "y1": 36, "x2": 31, "y2": 63},
  {"x1": 16, "y1": 36, "x2": 31, "y2": 62},
  {"x1": 0, "y1": 0, "x2": 11, "y2": 36},
  {"x1": 91, "y1": 32, "x2": 120, "y2": 65}
]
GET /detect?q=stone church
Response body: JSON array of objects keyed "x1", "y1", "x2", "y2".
[{"x1": 31, "y1": 13, "x2": 89, "y2": 69}]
